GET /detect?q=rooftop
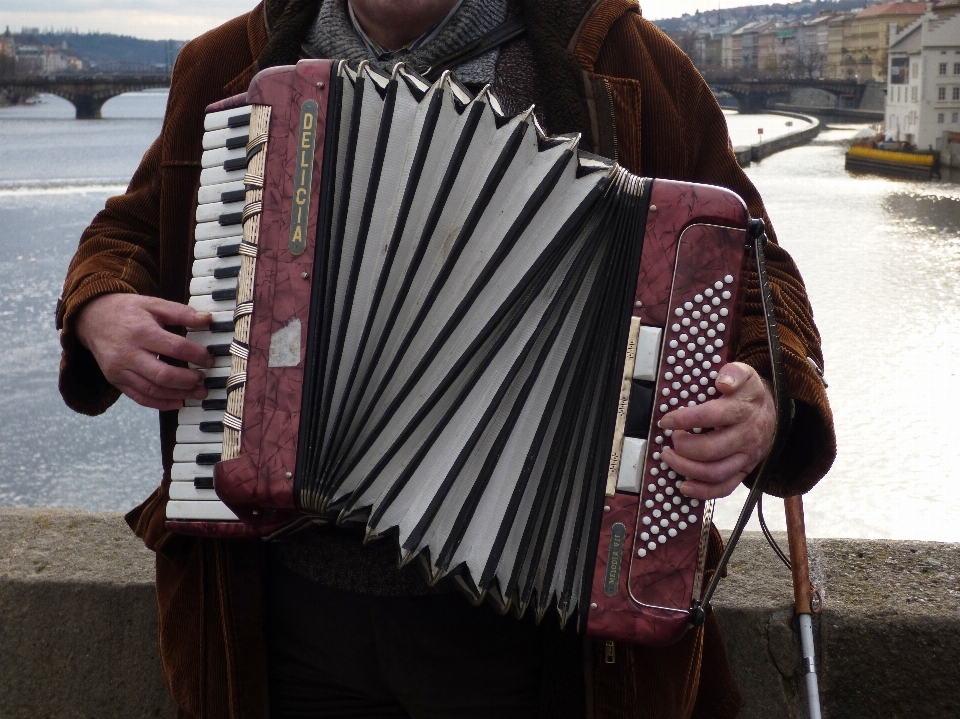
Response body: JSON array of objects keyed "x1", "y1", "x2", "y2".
[{"x1": 856, "y1": 2, "x2": 927, "y2": 18}]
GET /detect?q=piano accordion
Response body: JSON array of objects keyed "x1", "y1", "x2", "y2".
[{"x1": 168, "y1": 59, "x2": 757, "y2": 646}]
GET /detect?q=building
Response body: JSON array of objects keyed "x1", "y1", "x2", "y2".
[
  {"x1": 796, "y1": 14, "x2": 836, "y2": 78},
  {"x1": 828, "y1": 3, "x2": 927, "y2": 81},
  {"x1": 722, "y1": 20, "x2": 777, "y2": 72},
  {"x1": 11, "y1": 44, "x2": 82, "y2": 75},
  {"x1": 757, "y1": 25, "x2": 799, "y2": 76},
  {"x1": 886, "y1": 3, "x2": 960, "y2": 149}
]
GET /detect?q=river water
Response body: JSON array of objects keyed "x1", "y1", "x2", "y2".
[{"x1": 1, "y1": 92, "x2": 958, "y2": 542}]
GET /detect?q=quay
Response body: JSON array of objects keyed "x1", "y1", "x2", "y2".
[
  {"x1": 1, "y1": 508, "x2": 957, "y2": 718},
  {"x1": 731, "y1": 111, "x2": 821, "y2": 168}
]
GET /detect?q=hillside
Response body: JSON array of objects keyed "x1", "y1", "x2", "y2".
[
  {"x1": 8, "y1": 30, "x2": 183, "y2": 72},
  {"x1": 653, "y1": 0, "x2": 889, "y2": 31}
]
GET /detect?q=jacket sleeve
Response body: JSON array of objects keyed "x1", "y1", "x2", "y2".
[
  {"x1": 55, "y1": 135, "x2": 163, "y2": 416},
  {"x1": 679, "y1": 57, "x2": 836, "y2": 497}
]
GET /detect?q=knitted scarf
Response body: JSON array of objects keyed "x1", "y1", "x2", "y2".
[{"x1": 302, "y1": 0, "x2": 509, "y2": 85}]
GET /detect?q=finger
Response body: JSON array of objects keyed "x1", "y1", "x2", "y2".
[
  {"x1": 142, "y1": 297, "x2": 213, "y2": 329},
  {"x1": 661, "y1": 446, "x2": 751, "y2": 485},
  {"x1": 714, "y1": 362, "x2": 763, "y2": 398},
  {"x1": 116, "y1": 368, "x2": 208, "y2": 401},
  {"x1": 121, "y1": 386, "x2": 185, "y2": 412},
  {"x1": 677, "y1": 473, "x2": 746, "y2": 501},
  {"x1": 129, "y1": 352, "x2": 208, "y2": 391},
  {"x1": 136, "y1": 325, "x2": 214, "y2": 368},
  {"x1": 659, "y1": 396, "x2": 750, "y2": 432},
  {"x1": 669, "y1": 425, "x2": 753, "y2": 463}
]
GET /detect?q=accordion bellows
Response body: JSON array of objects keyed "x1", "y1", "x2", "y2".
[{"x1": 169, "y1": 59, "x2": 753, "y2": 645}]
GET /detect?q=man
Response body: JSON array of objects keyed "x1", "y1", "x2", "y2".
[{"x1": 57, "y1": 1, "x2": 836, "y2": 717}]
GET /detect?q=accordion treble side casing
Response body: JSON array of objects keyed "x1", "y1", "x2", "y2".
[{"x1": 585, "y1": 180, "x2": 751, "y2": 647}]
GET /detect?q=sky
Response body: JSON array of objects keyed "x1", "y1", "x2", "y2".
[{"x1": 0, "y1": 0, "x2": 805, "y2": 42}]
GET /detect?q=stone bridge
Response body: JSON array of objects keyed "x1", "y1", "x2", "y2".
[
  {"x1": 702, "y1": 76, "x2": 868, "y2": 114},
  {"x1": 0, "y1": 74, "x2": 171, "y2": 118}
]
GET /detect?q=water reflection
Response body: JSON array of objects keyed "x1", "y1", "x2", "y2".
[{"x1": 713, "y1": 124, "x2": 960, "y2": 542}]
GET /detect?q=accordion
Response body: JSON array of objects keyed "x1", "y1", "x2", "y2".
[{"x1": 167, "y1": 59, "x2": 762, "y2": 646}]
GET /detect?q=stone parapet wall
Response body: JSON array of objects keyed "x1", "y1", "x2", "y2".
[
  {"x1": 1, "y1": 508, "x2": 958, "y2": 718},
  {"x1": 733, "y1": 111, "x2": 821, "y2": 168}
]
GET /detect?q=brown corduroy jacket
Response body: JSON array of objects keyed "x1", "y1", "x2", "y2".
[{"x1": 56, "y1": 1, "x2": 836, "y2": 717}]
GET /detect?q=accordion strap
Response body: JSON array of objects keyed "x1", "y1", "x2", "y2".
[
  {"x1": 419, "y1": 15, "x2": 526, "y2": 82},
  {"x1": 691, "y1": 218, "x2": 794, "y2": 626}
]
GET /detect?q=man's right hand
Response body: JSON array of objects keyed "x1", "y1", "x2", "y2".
[{"x1": 75, "y1": 293, "x2": 214, "y2": 411}]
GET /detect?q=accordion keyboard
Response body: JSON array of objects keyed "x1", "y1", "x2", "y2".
[{"x1": 167, "y1": 104, "x2": 253, "y2": 522}]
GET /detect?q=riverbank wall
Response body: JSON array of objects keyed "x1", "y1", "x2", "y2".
[
  {"x1": 733, "y1": 111, "x2": 821, "y2": 169},
  {"x1": 2, "y1": 508, "x2": 958, "y2": 718}
]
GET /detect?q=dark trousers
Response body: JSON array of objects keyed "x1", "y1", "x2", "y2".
[{"x1": 265, "y1": 561, "x2": 586, "y2": 719}]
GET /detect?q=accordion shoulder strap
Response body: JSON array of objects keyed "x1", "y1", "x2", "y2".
[
  {"x1": 692, "y1": 218, "x2": 794, "y2": 625},
  {"x1": 419, "y1": 15, "x2": 527, "y2": 82}
]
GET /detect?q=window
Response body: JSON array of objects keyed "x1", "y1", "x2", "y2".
[
  {"x1": 939, "y1": 113, "x2": 945, "y2": 123},
  {"x1": 941, "y1": 63, "x2": 949, "y2": 75},
  {"x1": 954, "y1": 112, "x2": 960, "y2": 123},
  {"x1": 955, "y1": 63, "x2": 960, "y2": 75},
  {"x1": 954, "y1": 87, "x2": 960, "y2": 101},
  {"x1": 939, "y1": 87, "x2": 947, "y2": 101},
  {"x1": 913, "y1": 61, "x2": 919, "y2": 78},
  {"x1": 912, "y1": 86, "x2": 918, "y2": 102}
]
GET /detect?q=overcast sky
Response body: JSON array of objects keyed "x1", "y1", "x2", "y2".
[{"x1": 0, "y1": 0, "x2": 802, "y2": 42}]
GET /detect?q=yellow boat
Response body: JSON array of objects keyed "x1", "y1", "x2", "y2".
[{"x1": 845, "y1": 145, "x2": 939, "y2": 180}]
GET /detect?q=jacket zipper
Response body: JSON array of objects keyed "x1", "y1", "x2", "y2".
[{"x1": 602, "y1": 79, "x2": 619, "y2": 164}]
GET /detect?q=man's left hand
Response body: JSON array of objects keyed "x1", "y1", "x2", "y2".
[{"x1": 658, "y1": 362, "x2": 775, "y2": 501}]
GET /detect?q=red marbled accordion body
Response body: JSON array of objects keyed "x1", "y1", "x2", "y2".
[{"x1": 167, "y1": 61, "x2": 754, "y2": 647}]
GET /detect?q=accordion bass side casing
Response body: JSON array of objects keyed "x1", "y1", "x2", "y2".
[{"x1": 167, "y1": 60, "x2": 752, "y2": 647}]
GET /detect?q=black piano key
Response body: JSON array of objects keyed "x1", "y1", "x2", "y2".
[
  {"x1": 227, "y1": 112, "x2": 251, "y2": 128},
  {"x1": 204, "y1": 375, "x2": 228, "y2": 389},
  {"x1": 624, "y1": 380, "x2": 656, "y2": 439},
  {"x1": 223, "y1": 157, "x2": 248, "y2": 172},
  {"x1": 199, "y1": 421, "x2": 224, "y2": 433},
  {"x1": 207, "y1": 343, "x2": 232, "y2": 357},
  {"x1": 216, "y1": 243, "x2": 241, "y2": 257},
  {"x1": 212, "y1": 288, "x2": 237, "y2": 302},
  {"x1": 195, "y1": 453, "x2": 222, "y2": 465},
  {"x1": 193, "y1": 476, "x2": 215, "y2": 489},
  {"x1": 225, "y1": 135, "x2": 247, "y2": 150},
  {"x1": 202, "y1": 398, "x2": 228, "y2": 411},
  {"x1": 218, "y1": 212, "x2": 243, "y2": 226},
  {"x1": 220, "y1": 189, "x2": 246, "y2": 203},
  {"x1": 209, "y1": 320, "x2": 235, "y2": 333},
  {"x1": 214, "y1": 265, "x2": 241, "y2": 279}
]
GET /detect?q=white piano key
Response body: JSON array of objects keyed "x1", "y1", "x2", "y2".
[
  {"x1": 194, "y1": 235, "x2": 243, "y2": 260},
  {"x1": 190, "y1": 275, "x2": 237, "y2": 296},
  {"x1": 169, "y1": 483, "x2": 221, "y2": 502},
  {"x1": 196, "y1": 200, "x2": 244, "y2": 224},
  {"x1": 173, "y1": 442, "x2": 224, "y2": 463},
  {"x1": 202, "y1": 146, "x2": 245, "y2": 169},
  {"x1": 202, "y1": 125, "x2": 250, "y2": 151},
  {"x1": 196, "y1": 220, "x2": 244, "y2": 242},
  {"x1": 172, "y1": 462, "x2": 215, "y2": 481},
  {"x1": 204, "y1": 104, "x2": 252, "y2": 131},
  {"x1": 179, "y1": 406, "x2": 224, "y2": 426},
  {"x1": 192, "y1": 256, "x2": 242, "y2": 278},
  {"x1": 189, "y1": 293, "x2": 236, "y2": 314},
  {"x1": 634, "y1": 326, "x2": 663, "y2": 382},
  {"x1": 184, "y1": 388, "x2": 227, "y2": 407},
  {"x1": 166, "y1": 500, "x2": 238, "y2": 521},
  {"x1": 616, "y1": 437, "x2": 647, "y2": 494},
  {"x1": 189, "y1": 355, "x2": 231, "y2": 370},
  {"x1": 187, "y1": 329, "x2": 233, "y2": 347},
  {"x1": 198, "y1": 180, "x2": 246, "y2": 206},
  {"x1": 177, "y1": 424, "x2": 223, "y2": 444},
  {"x1": 200, "y1": 165, "x2": 246, "y2": 187}
]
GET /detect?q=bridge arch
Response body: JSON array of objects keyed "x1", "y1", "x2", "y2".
[{"x1": 0, "y1": 75, "x2": 170, "y2": 119}]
